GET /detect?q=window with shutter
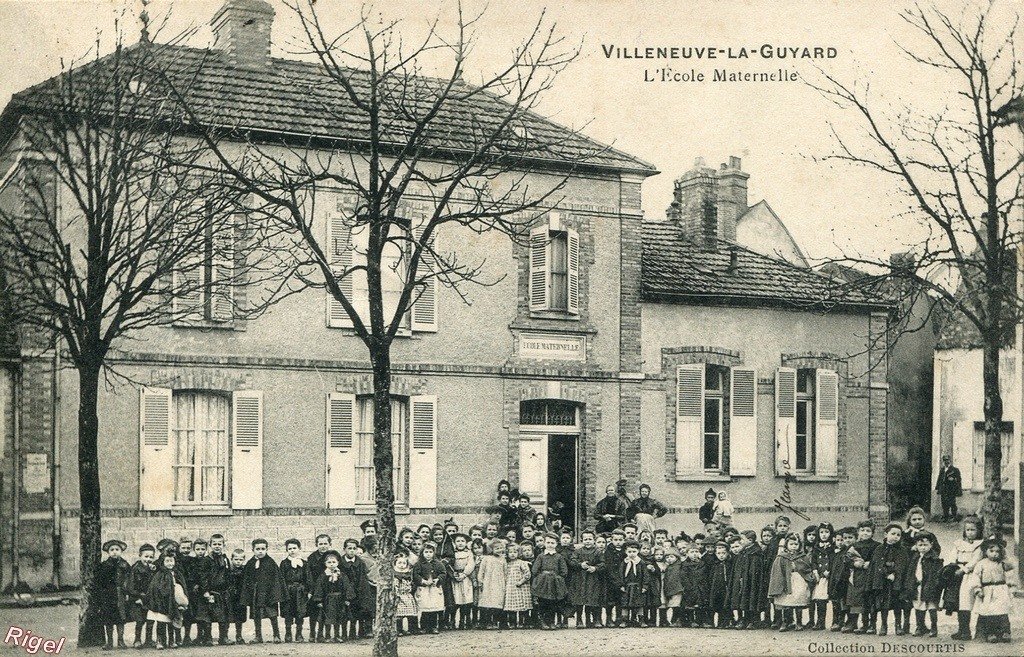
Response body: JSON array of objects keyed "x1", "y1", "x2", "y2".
[
  {"x1": 729, "y1": 367, "x2": 757, "y2": 475},
  {"x1": 409, "y1": 395, "x2": 438, "y2": 509},
  {"x1": 326, "y1": 209, "x2": 355, "y2": 328},
  {"x1": 815, "y1": 369, "x2": 839, "y2": 476},
  {"x1": 210, "y1": 217, "x2": 235, "y2": 322},
  {"x1": 529, "y1": 225, "x2": 549, "y2": 311},
  {"x1": 775, "y1": 367, "x2": 797, "y2": 475},
  {"x1": 173, "y1": 392, "x2": 229, "y2": 506},
  {"x1": 410, "y1": 212, "x2": 439, "y2": 332},
  {"x1": 566, "y1": 229, "x2": 580, "y2": 315},
  {"x1": 326, "y1": 392, "x2": 357, "y2": 508},
  {"x1": 354, "y1": 396, "x2": 407, "y2": 506},
  {"x1": 139, "y1": 387, "x2": 173, "y2": 511},
  {"x1": 675, "y1": 364, "x2": 704, "y2": 476},
  {"x1": 231, "y1": 390, "x2": 263, "y2": 509}
]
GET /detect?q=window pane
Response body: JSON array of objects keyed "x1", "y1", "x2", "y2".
[
  {"x1": 550, "y1": 232, "x2": 568, "y2": 310},
  {"x1": 796, "y1": 399, "x2": 808, "y2": 470},
  {"x1": 704, "y1": 398, "x2": 721, "y2": 470},
  {"x1": 355, "y1": 397, "x2": 408, "y2": 504},
  {"x1": 705, "y1": 366, "x2": 723, "y2": 391},
  {"x1": 173, "y1": 391, "x2": 228, "y2": 504}
]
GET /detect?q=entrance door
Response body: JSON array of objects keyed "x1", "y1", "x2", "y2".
[{"x1": 547, "y1": 434, "x2": 577, "y2": 530}]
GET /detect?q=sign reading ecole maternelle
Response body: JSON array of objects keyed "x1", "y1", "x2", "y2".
[{"x1": 519, "y1": 333, "x2": 586, "y2": 361}]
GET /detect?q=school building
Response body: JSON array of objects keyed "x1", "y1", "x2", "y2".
[{"x1": 0, "y1": 0, "x2": 890, "y2": 591}]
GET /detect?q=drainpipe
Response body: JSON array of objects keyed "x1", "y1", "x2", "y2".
[
  {"x1": 11, "y1": 361, "x2": 22, "y2": 589},
  {"x1": 51, "y1": 347, "x2": 61, "y2": 589}
]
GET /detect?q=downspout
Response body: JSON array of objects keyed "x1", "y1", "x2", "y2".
[
  {"x1": 11, "y1": 361, "x2": 22, "y2": 589},
  {"x1": 51, "y1": 347, "x2": 61, "y2": 588}
]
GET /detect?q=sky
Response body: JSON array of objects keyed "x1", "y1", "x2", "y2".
[{"x1": 0, "y1": 0, "x2": 1019, "y2": 264}]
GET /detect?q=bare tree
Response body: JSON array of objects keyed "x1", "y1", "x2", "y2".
[
  {"x1": 0, "y1": 29, "x2": 282, "y2": 644},
  {"x1": 161, "y1": 2, "x2": 606, "y2": 654},
  {"x1": 810, "y1": 1, "x2": 1024, "y2": 534}
]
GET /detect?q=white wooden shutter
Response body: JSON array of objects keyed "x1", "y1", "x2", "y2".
[
  {"x1": 729, "y1": 367, "x2": 757, "y2": 476},
  {"x1": 409, "y1": 395, "x2": 437, "y2": 509},
  {"x1": 567, "y1": 228, "x2": 580, "y2": 315},
  {"x1": 951, "y1": 420, "x2": 974, "y2": 490},
  {"x1": 972, "y1": 425, "x2": 985, "y2": 491},
  {"x1": 675, "y1": 364, "x2": 704, "y2": 476},
  {"x1": 139, "y1": 387, "x2": 173, "y2": 511},
  {"x1": 410, "y1": 217, "x2": 439, "y2": 332},
  {"x1": 211, "y1": 217, "x2": 235, "y2": 322},
  {"x1": 529, "y1": 226, "x2": 549, "y2": 311},
  {"x1": 775, "y1": 367, "x2": 797, "y2": 475},
  {"x1": 231, "y1": 391, "x2": 263, "y2": 509},
  {"x1": 326, "y1": 392, "x2": 357, "y2": 508},
  {"x1": 172, "y1": 233, "x2": 204, "y2": 321},
  {"x1": 326, "y1": 211, "x2": 355, "y2": 328},
  {"x1": 815, "y1": 369, "x2": 839, "y2": 476}
]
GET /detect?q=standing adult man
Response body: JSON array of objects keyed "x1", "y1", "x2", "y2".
[
  {"x1": 595, "y1": 484, "x2": 628, "y2": 534},
  {"x1": 935, "y1": 454, "x2": 963, "y2": 522}
]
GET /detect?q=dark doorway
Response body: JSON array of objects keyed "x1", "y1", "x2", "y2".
[{"x1": 547, "y1": 434, "x2": 577, "y2": 531}]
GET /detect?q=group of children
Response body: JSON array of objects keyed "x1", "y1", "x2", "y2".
[{"x1": 92, "y1": 497, "x2": 1015, "y2": 650}]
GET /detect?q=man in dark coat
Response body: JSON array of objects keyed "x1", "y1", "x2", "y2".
[
  {"x1": 595, "y1": 484, "x2": 628, "y2": 534},
  {"x1": 934, "y1": 455, "x2": 963, "y2": 522}
]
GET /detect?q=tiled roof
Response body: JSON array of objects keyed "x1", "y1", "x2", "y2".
[
  {"x1": 1, "y1": 43, "x2": 657, "y2": 176},
  {"x1": 641, "y1": 221, "x2": 888, "y2": 311}
]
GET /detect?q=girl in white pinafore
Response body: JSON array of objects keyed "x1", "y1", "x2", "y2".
[
  {"x1": 966, "y1": 537, "x2": 1014, "y2": 643},
  {"x1": 944, "y1": 516, "x2": 983, "y2": 640}
]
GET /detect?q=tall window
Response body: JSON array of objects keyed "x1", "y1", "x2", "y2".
[
  {"x1": 349, "y1": 223, "x2": 409, "y2": 331},
  {"x1": 355, "y1": 396, "x2": 408, "y2": 505},
  {"x1": 795, "y1": 369, "x2": 815, "y2": 471},
  {"x1": 703, "y1": 365, "x2": 725, "y2": 471},
  {"x1": 549, "y1": 231, "x2": 569, "y2": 311},
  {"x1": 172, "y1": 391, "x2": 229, "y2": 504}
]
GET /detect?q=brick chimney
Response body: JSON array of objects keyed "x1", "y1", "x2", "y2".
[
  {"x1": 666, "y1": 156, "x2": 749, "y2": 251},
  {"x1": 211, "y1": 0, "x2": 275, "y2": 69}
]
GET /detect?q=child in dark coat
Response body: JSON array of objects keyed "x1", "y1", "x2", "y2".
[
  {"x1": 241, "y1": 538, "x2": 283, "y2": 643},
  {"x1": 809, "y1": 523, "x2": 835, "y2": 630},
  {"x1": 728, "y1": 530, "x2": 767, "y2": 629},
  {"x1": 843, "y1": 520, "x2": 880, "y2": 634},
  {"x1": 96, "y1": 539, "x2": 132, "y2": 650},
  {"x1": 127, "y1": 544, "x2": 157, "y2": 648},
  {"x1": 203, "y1": 534, "x2": 232, "y2": 646},
  {"x1": 311, "y1": 550, "x2": 352, "y2": 643},
  {"x1": 679, "y1": 544, "x2": 707, "y2": 627},
  {"x1": 188, "y1": 539, "x2": 216, "y2": 646},
  {"x1": 706, "y1": 541, "x2": 733, "y2": 629},
  {"x1": 569, "y1": 530, "x2": 606, "y2": 628},
  {"x1": 604, "y1": 530, "x2": 626, "y2": 627},
  {"x1": 907, "y1": 531, "x2": 943, "y2": 637},
  {"x1": 618, "y1": 540, "x2": 649, "y2": 628},
  {"x1": 226, "y1": 549, "x2": 248, "y2": 644},
  {"x1": 339, "y1": 538, "x2": 373, "y2": 639},
  {"x1": 305, "y1": 534, "x2": 333, "y2": 642},
  {"x1": 279, "y1": 538, "x2": 309, "y2": 642},
  {"x1": 828, "y1": 527, "x2": 855, "y2": 631},
  {"x1": 147, "y1": 552, "x2": 187, "y2": 650},
  {"x1": 532, "y1": 533, "x2": 569, "y2": 630},
  {"x1": 870, "y1": 523, "x2": 912, "y2": 635}
]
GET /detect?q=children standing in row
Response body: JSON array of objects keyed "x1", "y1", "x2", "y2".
[{"x1": 95, "y1": 507, "x2": 1014, "y2": 645}]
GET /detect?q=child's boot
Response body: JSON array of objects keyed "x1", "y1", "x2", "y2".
[
  {"x1": 877, "y1": 612, "x2": 888, "y2": 636},
  {"x1": 928, "y1": 610, "x2": 938, "y2": 638},
  {"x1": 913, "y1": 610, "x2": 927, "y2": 636},
  {"x1": 295, "y1": 619, "x2": 304, "y2": 643},
  {"x1": 284, "y1": 623, "x2": 292, "y2": 643},
  {"x1": 951, "y1": 611, "x2": 971, "y2": 640},
  {"x1": 894, "y1": 609, "x2": 905, "y2": 636}
]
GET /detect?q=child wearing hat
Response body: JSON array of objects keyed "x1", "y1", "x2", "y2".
[
  {"x1": 96, "y1": 539, "x2": 131, "y2": 650},
  {"x1": 127, "y1": 543, "x2": 157, "y2": 647},
  {"x1": 310, "y1": 549, "x2": 351, "y2": 643},
  {"x1": 147, "y1": 550, "x2": 187, "y2": 650},
  {"x1": 966, "y1": 536, "x2": 1014, "y2": 643}
]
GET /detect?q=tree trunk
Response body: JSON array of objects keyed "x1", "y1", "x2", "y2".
[
  {"x1": 980, "y1": 336, "x2": 1004, "y2": 538},
  {"x1": 370, "y1": 345, "x2": 399, "y2": 657},
  {"x1": 77, "y1": 359, "x2": 105, "y2": 647}
]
